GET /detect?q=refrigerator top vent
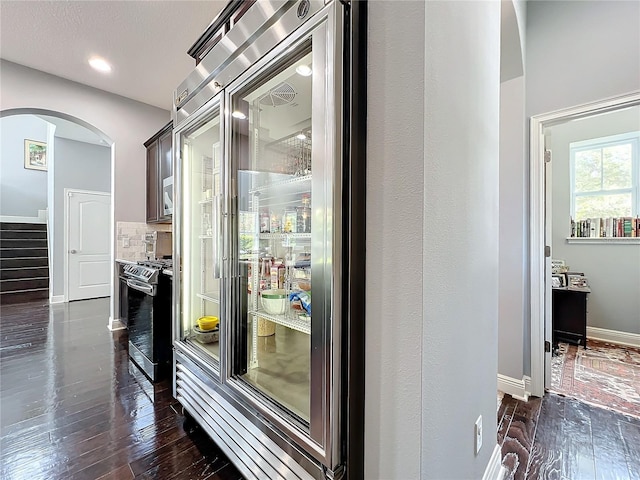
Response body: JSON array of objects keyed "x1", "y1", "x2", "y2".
[{"x1": 259, "y1": 82, "x2": 297, "y2": 107}]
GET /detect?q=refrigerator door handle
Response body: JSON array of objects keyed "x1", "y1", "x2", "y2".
[{"x1": 212, "y1": 194, "x2": 222, "y2": 279}]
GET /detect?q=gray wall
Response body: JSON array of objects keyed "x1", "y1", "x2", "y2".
[
  {"x1": 0, "y1": 115, "x2": 48, "y2": 216},
  {"x1": 1, "y1": 61, "x2": 169, "y2": 223},
  {"x1": 527, "y1": 1, "x2": 640, "y2": 117},
  {"x1": 366, "y1": 1, "x2": 500, "y2": 477},
  {"x1": 549, "y1": 107, "x2": 640, "y2": 335},
  {"x1": 498, "y1": 0, "x2": 529, "y2": 384},
  {"x1": 51, "y1": 137, "x2": 111, "y2": 297},
  {"x1": 496, "y1": 0, "x2": 640, "y2": 380},
  {"x1": 499, "y1": 76, "x2": 528, "y2": 379},
  {"x1": 1, "y1": 60, "x2": 169, "y2": 322}
]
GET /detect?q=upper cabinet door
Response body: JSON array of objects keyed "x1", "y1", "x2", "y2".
[
  {"x1": 159, "y1": 129, "x2": 173, "y2": 181},
  {"x1": 176, "y1": 100, "x2": 224, "y2": 374},
  {"x1": 159, "y1": 129, "x2": 173, "y2": 221},
  {"x1": 146, "y1": 141, "x2": 159, "y2": 223}
]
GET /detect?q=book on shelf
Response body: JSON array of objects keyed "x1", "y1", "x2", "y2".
[{"x1": 570, "y1": 216, "x2": 640, "y2": 238}]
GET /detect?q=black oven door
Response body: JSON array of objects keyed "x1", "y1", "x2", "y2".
[
  {"x1": 118, "y1": 275, "x2": 129, "y2": 327},
  {"x1": 126, "y1": 279, "x2": 158, "y2": 381}
]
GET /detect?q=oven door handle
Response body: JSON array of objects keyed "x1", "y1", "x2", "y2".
[{"x1": 126, "y1": 279, "x2": 154, "y2": 295}]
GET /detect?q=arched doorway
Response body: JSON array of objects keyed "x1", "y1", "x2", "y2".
[{"x1": 1, "y1": 108, "x2": 119, "y2": 328}]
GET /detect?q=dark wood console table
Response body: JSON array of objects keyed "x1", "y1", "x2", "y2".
[{"x1": 552, "y1": 287, "x2": 591, "y2": 348}]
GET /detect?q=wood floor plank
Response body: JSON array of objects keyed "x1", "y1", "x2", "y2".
[
  {"x1": 561, "y1": 397, "x2": 596, "y2": 480},
  {"x1": 590, "y1": 406, "x2": 632, "y2": 480},
  {"x1": 95, "y1": 464, "x2": 135, "y2": 480},
  {"x1": 500, "y1": 396, "x2": 542, "y2": 480},
  {"x1": 0, "y1": 299, "x2": 242, "y2": 480},
  {"x1": 619, "y1": 419, "x2": 640, "y2": 480},
  {"x1": 498, "y1": 396, "x2": 516, "y2": 446},
  {"x1": 133, "y1": 428, "x2": 232, "y2": 480},
  {"x1": 525, "y1": 393, "x2": 564, "y2": 480}
]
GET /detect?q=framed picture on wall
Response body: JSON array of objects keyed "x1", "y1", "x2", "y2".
[{"x1": 24, "y1": 139, "x2": 47, "y2": 171}]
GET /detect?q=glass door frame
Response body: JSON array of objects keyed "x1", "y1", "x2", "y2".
[
  {"x1": 223, "y1": 1, "x2": 344, "y2": 468},
  {"x1": 173, "y1": 92, "x2": 226, "y2": 382}
]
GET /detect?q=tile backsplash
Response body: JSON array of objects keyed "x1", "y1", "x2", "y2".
[{"x1": 116, "y1": 222, "x2": 172, "y2": 261}]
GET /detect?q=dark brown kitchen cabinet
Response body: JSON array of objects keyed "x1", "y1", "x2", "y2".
[{"x1": 145, "y1": 122, "x2": 173, "y2": 223}]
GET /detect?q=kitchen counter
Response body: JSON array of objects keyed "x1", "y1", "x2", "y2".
[{"x1": 115, "y1": 259, "x2": 137, "y2": 265}]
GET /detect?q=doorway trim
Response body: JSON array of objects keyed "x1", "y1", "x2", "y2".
[
  {"x1": 64, "y1": 188, "x2": 111, "y2": 303},
  {"x1": 529, "y1": 90, "x2": 640, "y2": 397}
]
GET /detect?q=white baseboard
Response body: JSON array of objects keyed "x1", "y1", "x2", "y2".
[
  {"x1": 108, "y1": 317, "x2": 126, "y2": 331},
  {"x1": 497, "y1": 374, "x2": 529, "y2": 401},
  {"x1": 587, "y1": 326, "x2": 640, "y2": 348},
  {"x1": 482, "y1": 444, "x2": 505, "y2": 480},
  {"x1": 0, "y1": 215, "x2": 46, "y2": 224},
  {"x1": 50, "y1": 295, "x2": 65, "y2": 304},
  {"x1": 524, "y1": 375, "x2": 532, "y2": 399}
]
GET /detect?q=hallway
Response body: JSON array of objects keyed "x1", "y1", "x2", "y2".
[{"x1": 0, "y1": 298, "x2": 243, "y2": 480}]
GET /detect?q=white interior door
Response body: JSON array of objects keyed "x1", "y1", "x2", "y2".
[{"x1": 67, "y1": 190, "x2": 111, "y2": 301}]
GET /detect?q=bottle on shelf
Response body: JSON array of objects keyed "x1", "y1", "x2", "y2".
[
  {"x1": 260, "y1": 209, "x2": 271, "y2": 233},
  {"x1": 260, "y1": 256, "x2": 272, "y2": 291},
  {"x1": 270, "y1": 210, "x2": 282, "y2": 233},
  {"x1": 283, "y1": 207, "x2": 297, "y2": 233},
  {"x1": 270, "y1": 259, "x2": 281, "y2": 290},
  {"x1": 297, "y1": 193, "x2": 311, "y2": 233}
]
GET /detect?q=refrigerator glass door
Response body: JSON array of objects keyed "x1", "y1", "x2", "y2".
[
  {"x1": 178, "y1": 104, "x2": 223, "y2": 366},
  {"x1": 230, "y1": 41, "x2": 320, "y2": 424}
]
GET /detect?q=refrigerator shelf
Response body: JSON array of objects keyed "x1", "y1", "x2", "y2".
[
  {"x1": 258, "y1": 232, "x2": 311, "y2": 240},
  {"x1": 197, "y1": 292, "x2": 220, "y2": 303},
  {"x1": 249, "y1": 309, "x2": 311, "y2": 335},
  {"x1": 249, "y1": 174, "x2": 312, "y2": 195}
]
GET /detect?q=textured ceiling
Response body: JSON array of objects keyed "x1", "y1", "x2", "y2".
[{"x1": 0, "y1": 0, "x2": 227, "y2": 111}]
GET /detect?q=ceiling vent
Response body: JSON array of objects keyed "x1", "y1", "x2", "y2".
[{"x1": 259, "y1": 82, "x2": 297, "y2": 107}]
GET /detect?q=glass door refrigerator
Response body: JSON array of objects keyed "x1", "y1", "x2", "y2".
[{"x1": 172, "y1": 1, "x2": 365, "y2": 478}]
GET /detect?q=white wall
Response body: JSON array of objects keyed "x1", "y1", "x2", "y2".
[
  {"x1": 52, "y1": 137, "x2": 111, "y2": 297},
  {"x1": 549, "y1": 107, "x2": 640, "y2": 335},
  {"x1": 0, "y1": 115, "x2": 48, "y2": 216},
  {"x1": 366, "y1": 1, "x2": 500, "y2": 478}
]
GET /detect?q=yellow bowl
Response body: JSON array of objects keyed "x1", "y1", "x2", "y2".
[{"x1": 197, "y1": 316, "x2": 219, "y2": 331}]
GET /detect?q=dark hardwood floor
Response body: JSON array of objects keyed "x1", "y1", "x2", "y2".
[
  {"x1": 499, "y1": 392, "x2": 640, "y2": 480},
  {"x1": 0, "y1": 298, "x2": 243, "y2": 480}
]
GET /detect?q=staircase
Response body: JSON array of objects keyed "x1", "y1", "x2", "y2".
[{"x1": 0, "y1": 222, "x2": 49, "y2": 304}]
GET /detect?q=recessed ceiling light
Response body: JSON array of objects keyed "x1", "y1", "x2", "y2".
[
  {"x1": 295, "y1": 64, "x2": 312, "y2": 77},
  {"x1": 296, "y1": 133, "x2": 306, "y2": 140},
  {"x1": 89, "y1": 57, "x2": 112, "y2": 73},
  {"x1": 232, "y1": 111, "x2": 247, "y2": 119}
]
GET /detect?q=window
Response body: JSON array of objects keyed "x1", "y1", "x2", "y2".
[{"x1": 570, "y1": 132, "x2": 640, "y2": 221}]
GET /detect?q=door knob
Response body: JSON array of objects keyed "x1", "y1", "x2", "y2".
[{"x1": 69, "y1": 249, "x2": 77, "y2": 254}]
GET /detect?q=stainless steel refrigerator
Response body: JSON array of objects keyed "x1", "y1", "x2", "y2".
[{"x1": 172, "y1": 1, "x2": 365, "y2": 478}]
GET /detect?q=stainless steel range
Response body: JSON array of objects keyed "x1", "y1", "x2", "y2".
[{"x1": 120, "y1": 259, "x2": 173, "y2": 382}]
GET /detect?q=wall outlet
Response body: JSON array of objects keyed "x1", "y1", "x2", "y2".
[
  {"x1": 475, "y1": 415, "x2": 483, "y2": 455},
  {"x1": 122, "y1": 235, "x2": 130, "y2": 248}
]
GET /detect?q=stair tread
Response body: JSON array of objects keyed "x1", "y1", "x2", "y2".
[
  {"x1": 1, "y1": 277, "x2": 49, "y2": 281},
  {"x1": 0, "y1": 287, "x2": 49, "y2": 293}
]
